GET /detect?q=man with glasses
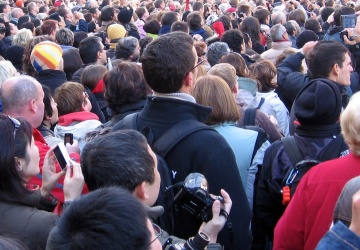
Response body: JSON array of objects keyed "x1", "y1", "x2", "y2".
[{"x1": 112, "y1": 31, "x2": 251, "y2": 250}]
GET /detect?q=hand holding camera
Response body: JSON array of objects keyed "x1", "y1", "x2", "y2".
[
  {"x1": 63, "y1": 160, "x2": 84, "y2": 202},
  {"x1": 199, "y1": 189, "x2": 232, "y2": 243},
  {"x1": 40, "y1": 146, "x2": 67, "y2": 198}
]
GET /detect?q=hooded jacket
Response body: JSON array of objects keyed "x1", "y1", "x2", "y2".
[
  {"x1": 54, "y1": 111, "x2": 102, "y2": 150},
  {"x1": 323, "y1": 26, "x2": 343, "y2": 43}
]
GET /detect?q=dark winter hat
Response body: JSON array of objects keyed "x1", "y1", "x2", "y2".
[
  {"x1": 296, "y1": 30, "x2": 318, "y2": 49},
  {"x1": 294, "y1": 79, "x2": 342, "y2": 126},
  {"x1": 117, "y1": 7, "x2": 133, "y2": 24},
  {"x1": 48, "y1": 12, "x2": 62, "y2": 23},
  {"x1": 6, "y1": 45, "x2": 25, "y2": 68}
]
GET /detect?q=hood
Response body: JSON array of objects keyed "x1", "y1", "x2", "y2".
[
  {"x1": 159, "y1": 25, "x2": 171, "y2": 35},
  {"x1": 57, "y1": 111, "x2": 99, "y2": 126},
  {"x1": 190, "y1": 28, "x2": 207, "y2": 36},
  {"x1": 256, "y1": 91, "x2": 279, "y2": 99},
  {"x1": 327, "y1": 25, "x2": 343, "y2": 35}
]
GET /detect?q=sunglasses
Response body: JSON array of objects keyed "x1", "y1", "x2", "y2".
[{"x1": 8, "y1": 116, "x2": 20, "y2": 139}]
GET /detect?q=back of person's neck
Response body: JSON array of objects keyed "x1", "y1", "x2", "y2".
[{"x1": 153, "y1": 92, "x2": 196, "y2": 103}]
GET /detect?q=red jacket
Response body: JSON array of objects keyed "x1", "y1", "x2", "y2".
[
  {"x1": 274, "y1": 153, "x2": 360, "y2": 250},
  {"x1": 29, "y1": 128, "x2": 88, "y2": 214}
]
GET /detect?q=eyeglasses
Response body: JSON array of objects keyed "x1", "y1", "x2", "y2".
[
  {"x1": 189, "y1": 59, "x2": 205, "y2": 72},
  {"x1": 8, "y1": 116, "x2": 20, "y2": 139},
  {"x1": 148, "y1": 223, "x2": 164, "y2": 246}
]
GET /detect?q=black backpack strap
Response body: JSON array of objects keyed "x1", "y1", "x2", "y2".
[
  {"x1": 281, "y1": 136, "x2": 303, "y2": 166},
  {"x1": 153, "y1": 120, "x2": 214, "y2": 157}
]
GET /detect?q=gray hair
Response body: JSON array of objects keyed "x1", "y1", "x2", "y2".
[
  {"x1": 0, "y1": 61, "x2": 18, "y2": 84},
  {"x1": 56, "y1": 28, "x2": 74, "y2": 46},
  {"x1": 206, "y1": 42, "x2": 230, "y2": 67},
  {"x1": 271, "y1": 11, "x2": 286, "y2": 25},
  {"x1": 115, "y1": 37, "x2": 138, "y2": 60},
  {"x1": 270, "y1": 24, "x2": 286, "y2": 41},
  {"x1": 1, "y1": 75, "x2": 39, "y2": 113}
]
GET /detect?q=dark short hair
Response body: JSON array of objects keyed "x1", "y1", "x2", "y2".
[
  {"x1": 305, "y1": 19, "x2": 321, "y2": 33},
  {"x1": 100, "y1": 6, "x2": 115, "y2": 22},
  {"x1": 0, "y1": 115, "x2": 33, "y2": 197},
  {"x1": 115, "y1": 36, "x2": 138, "y2": 60},
  {"x1": 171, "y1": 21, "x2": 189, "y2": 33},
  {"x1": 104, "y1": 62, "x2": 147, "y2": 114},
  {"x1": 62, "y1": 48, "x2": 83, "y2": 80},
  {"x1": 154, "y1": 0, "x2": 163, "y2": 8},
  {"x1": 253, "y1": 8, "x2": 270, "y2": 24},
  {"x1": 221, "y1": 29, "x2": 244, "y2": 53},
  {"x1": 193, "y1": 1, "x2": 204, "y2": 11},
  {"x1": 321, "y1": 7, "x2": 334, "y2": 22},
  {"x1": 135, "y1": 7, "x2": 146, "y2": 19},
  {"x1": 161, "y1": 11, "x2": 178, "y2": 26},
  {"x1": 143, "y1": 19, "x2": 160, "y2": 34},
  {"x1": 141, "y1": 31, "x2": 195, "y2": 93},
  {"x1": 306, "y1": 41, "x2": 348, "y2": 79},
  {"x1": 46, "y1": 187, "x2": 151, "y2": 250},
  {"x1": 73, "y1": 31, "x2": 88, "y2": 48},
  {"x1": 42, "y1": 85, "x2": 54, "y2": 121},
  {"x1": 80, "y1": 64, "x2": 107, "y2": 90},
  {"x1": 187, "y1": 11, "x2": 202, "y2": 30},
  {"x1": 78, "y1": 36, "x2": 102, "y2": 64},
  {"x1": 81, "y1": 130, "x2": 155, "y2": 192}
]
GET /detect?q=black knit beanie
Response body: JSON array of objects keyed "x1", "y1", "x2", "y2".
[
  {"x1": 294, "y1": 78, "x2": 342, "y2": 126},
  {"x1": 117, "y1": 7, "x2": 133, "y2": 24}
]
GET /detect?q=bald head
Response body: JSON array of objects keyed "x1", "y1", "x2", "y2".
[{"x1": 1, "y1": 76, "x2": 44, "y2": 128}]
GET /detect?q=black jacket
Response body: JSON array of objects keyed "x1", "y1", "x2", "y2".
[
  {"x1": 36, "y1": 70, "x2": 67, "y2": 93},
  {"x1": 116, "y1": 96, "x2": 252, "y2": 250}
]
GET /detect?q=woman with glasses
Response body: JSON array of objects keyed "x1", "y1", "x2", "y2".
[{"x1": 0, "y1": 115, "x2": 84, "y2": 249}]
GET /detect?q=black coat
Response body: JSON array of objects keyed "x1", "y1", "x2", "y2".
[
  {"x1": 127, "y1": 96, "x2": 252, "y2": 250},
  {"x1": 36, "y1": 70, "x2": 67, "y2": 93}
]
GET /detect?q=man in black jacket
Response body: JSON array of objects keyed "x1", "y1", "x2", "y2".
[{"x1": 112, "y1": 31, "x2": 252, "y2": 250}]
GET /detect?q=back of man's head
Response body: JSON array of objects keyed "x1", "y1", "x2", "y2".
[
  {"x1": 171, "y1": 21, "x2": 189, "y2": 33},
  {"x1": 306, "y1": 41, "x2": 348, "y2": 79},
  {"x1": 321, "y1": 7, "x2": 334, "y2": 22},
  {"x1": 206, "y1": 42, "x2": 230, "y2": 66},
  {"x1": 78, "y1": 36, "x2": 102, "y2": 64},
  {"x1": 46, "y1": 187, "x2": 151, "y2": 250},
  {"x1": 253, "y1": 8, "x2": 270, "y2": 24},
  {"x1": 270, "y1": 24, "x2": 287, "y2": 42},
  {"x1": 271, "y1": 11, "x2": 286, "y2": 25},
  {"x1": 81, "y1": 130, "x2": 155, "y2": 192},
  {"x1": 115, "y1": 36, "x2": 138, "y2": 60},
  {"x1": 334, "y1": 6, "x2": 354, "y2": 27},
  {"x1": 0, "y1": 75, "x2": 43, "y2": 127},
  {"x1": 193, "y1": 1, "x2": 204, "y2": 11},
  {"x1": 161, "y1": 11, "x2": 178, "y2": 26},
  {"x1": 141, "y1": 31, "x2": 195, "y2": 93},
  {"x1": 220, "y1": 29, "x2": 244, "y2": 54},
  {"x1": 55, "y1": 28, "x2": 74, "y2": 46}
]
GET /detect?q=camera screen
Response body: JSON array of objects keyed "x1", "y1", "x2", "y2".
[
  {"x1": 54, "y1": 146, "x2": 67, "y2": 170},
  {"x1": 341, "y1": 15, "x2": 357, "y2": 28}
]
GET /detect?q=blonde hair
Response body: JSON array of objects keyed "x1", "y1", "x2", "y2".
[
  {"x1": 0, "y1": 61, "x2": 18, "y2": 84},
  {"x1": 207, "y1": 63, "x2": 237, "y2": 90},
  {"x1": 192, "y1": 75, "x2": 240, "y2": 125},
  {"x1": 341, "y1": 92, "x2": 360, "y2": 156},
  {"x1": 13, "y1": 28, "x2": 33, "y2": 47}
]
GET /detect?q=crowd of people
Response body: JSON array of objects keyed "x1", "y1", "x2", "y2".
[{"x1": 1, "y1": 0, "x2": 360, "y2": 248}]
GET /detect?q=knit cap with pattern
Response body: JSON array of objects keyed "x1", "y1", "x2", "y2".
[{"x1": 30, "y1": 41, "x2": 63, "y2": 72}]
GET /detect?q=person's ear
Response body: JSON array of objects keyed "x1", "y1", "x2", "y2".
[
  {"x1": 134, "y1": 181, "x2": 149, "y2": 201},
  {"x1": 29, "y1": 98, "x2": 37, "y2": 113},
  {"x1": 14, "y1": 157, "x2": 23, "y2": 172},
  {"x1": 232, "y1": 84, "x2": 238, "y2": 94}
]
